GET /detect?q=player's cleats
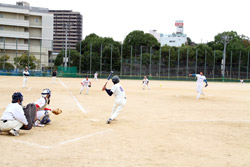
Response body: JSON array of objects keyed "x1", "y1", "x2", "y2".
[
  {"x1": 9, "y1": 129, "x2": 19, "y2": 136},
  {"x1": 106, "y1": 118, "x2": 112, "y2": 124}
]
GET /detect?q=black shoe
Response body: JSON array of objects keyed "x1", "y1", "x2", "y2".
[{"x1": 106, "y1": 118, "x2": 112, "y2": 124}]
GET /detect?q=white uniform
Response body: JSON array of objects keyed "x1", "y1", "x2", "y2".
[
  {"x1": 94, "y1": 73, "x2": 98, "y2": 81},
  {"x1": 23, "y1": 70, "x2": 29, "y2": 88},
  {"x1": 142, "y1": 78, "x2": 150, "y2": 90},
  {"x1": 34, "y1": 97, "x2": 50, "y2": 121},
  {"x1": 0, "y1": 103, "x2": 28, "y2": 133},
  {"x1": 195, "y1": 74, "x2": 206, "y2": 99},
  {"x1": 109, "y1": 83, "x2": 127, "y2": 120},
  {"x1": 80, "y1": 79, "x2": 91, "y2": 94}
]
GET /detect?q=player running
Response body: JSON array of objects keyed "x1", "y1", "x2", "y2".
[
  {"x1": 142, "y1": 76, "x2": 150, "y2": 90},
  {"x1": 103, "y1": 76, "x2": 127, "y2": 124},
  {"x1": 22, "y1": 67, "x2": 29, "y2": 88},
  {"x1": 0, "y1": 92, "x2": 28, "y2": 136},
  {"x1": 189, "y1": 72, "x2": 208, "y2": 100},
  {"x1": 80, "y1": 76, "x2": 91, "y2": 95}
]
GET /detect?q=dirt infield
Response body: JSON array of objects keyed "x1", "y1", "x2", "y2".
[{"x1": 0, "y1": 76, "x2": 250, "y2": 167}]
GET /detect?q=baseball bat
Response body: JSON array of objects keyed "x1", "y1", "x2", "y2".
[{"x1": 102, "y1": 71, "x2": 113, "y2": 91}]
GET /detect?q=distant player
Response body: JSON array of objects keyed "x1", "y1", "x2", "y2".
[
  {"x1": 80, "y1": 76, "x2": 91, "y2": 95},
  {"x1": 51, "y1": 70, "x2": 57, "y2": 84},
  {"x1": 239, "y1": 79, "x2": 244, "y2": 84},
  {"x1": 103, "y1": 76, "x2": 126, "y2": 124},
  {"x1": 142, "y1": 76, "x2": 150, "y2": 90},
  {"x1": 0, "y1": 92, "x2": 28, "y2": 136},
  {"x1": 22, "y1": 67, "x2": 29, "y2": 88},
  {"x1": 94, "y1": 72, "x2": 98, "y2": 81},
  {"x1": 189, "y1": 72, "x2": 208, "y2": 100}
]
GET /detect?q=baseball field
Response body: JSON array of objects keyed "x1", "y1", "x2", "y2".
[{"x1": 0, "y1": 76, "x2": 249, "y2": 167}]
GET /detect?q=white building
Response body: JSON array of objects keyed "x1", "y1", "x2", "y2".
[
  {"x1": 150, "y1": 20, "x2": 187, "y2": 47},
  {"x1": 0, "y1": 1, "x2": 53, "y2": 68}
]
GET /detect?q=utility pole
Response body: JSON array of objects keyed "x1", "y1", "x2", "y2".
[{"x1": 221, "y1": 35, "x2": 232, "y2": 81}]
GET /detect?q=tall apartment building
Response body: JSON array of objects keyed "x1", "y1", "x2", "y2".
[
  {"x1": 0, "y1": 1, "x2": 53, "y2": 68},
  {"x1": 49, "y1": 10, "x2": 82, "y2": 61}
]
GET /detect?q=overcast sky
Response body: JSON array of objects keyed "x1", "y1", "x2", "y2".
[{"x1": 2, "y1": 0, "x2": 250, "y2": 43}]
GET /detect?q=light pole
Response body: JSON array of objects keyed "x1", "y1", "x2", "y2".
[
  {"x1": 63, "y1": 22, "x2": 73, "y2": 68},
  {"x1": 221, "y1": 35, "x2": 232, "y2": 81}
]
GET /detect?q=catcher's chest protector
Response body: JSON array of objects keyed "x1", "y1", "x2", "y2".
[{"x1": 21, "y1": 103, "x2": 37, "y2": 130}]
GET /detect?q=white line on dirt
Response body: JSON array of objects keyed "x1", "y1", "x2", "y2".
[
  {"x1": 12, "y1": 129, "x2": 112, "y2": 149},
  {"x1": 59, "y1": 129, "x2": 112, "y2": 145},
  {"x1": 13, "y1": 139, "x2": 51, "y2": 149},
  {"x1": 58, "y1": 78, "x2": 86, "y2": 113}
]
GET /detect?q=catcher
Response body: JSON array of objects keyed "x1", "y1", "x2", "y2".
[{"x1": 34, "y1": 88, "x2": 62, "y2": 127}]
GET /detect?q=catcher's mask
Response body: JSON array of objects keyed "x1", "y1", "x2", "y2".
[
  {"x1": 41, "y1": 88, "x2": 51, "y2": 104},
  {"x1": 112, "y1": 76, "x2": 120, "y2": 84},
  {"x1": 12, "y1": 92, "x2": 23, "y2": 105}
]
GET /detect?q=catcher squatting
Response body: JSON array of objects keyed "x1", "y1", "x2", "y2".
[{"x1": 0, "y1": 89, "x2": 62, "y2": 136}]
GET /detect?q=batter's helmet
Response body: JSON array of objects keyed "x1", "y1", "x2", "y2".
[
  {"x1": 12, "y1": 92, "x2": 23, "y2": 104},
  {"x1": 112, "y1": 76, "x2": 120, "y2": 84}
]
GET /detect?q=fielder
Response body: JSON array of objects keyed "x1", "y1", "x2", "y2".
[
  {"x1": 189, "y1": 72, "x2": 208, "y2": 100},
  {"x1": 0, "y1": 92, "x2": 28, "y2": 136},
  {"x1": 80, "y1": 76, "x2": 91, "y2": 94},
  {"x1": 22, "y1": 67, "x2": 29, "y2": 88},
  {"x1": 142, "y1": 76, "x2": 150, "y2": 90},
  {"x1": 34, "y1": 89, "x2": 62, "y2": 127},
  {"x1": 51, "y1": 70, "x2": 57, "y2": 84},
  {"x1": 94, "y1": 72, "x2": 98, "y2": 81},
  {"x1": 103, "y1": 76, "x2": 126, "y2": 124}
]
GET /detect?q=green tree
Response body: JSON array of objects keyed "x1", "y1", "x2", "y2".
[
  {"x1": 54, "y1": 50, "x2": 82, "y2": 71},
  {"x1": 0, "y1": 55, "x2": 15, "y2": 70},
  {"x1": 14, "y1": 54, "x2": 37, "y2": 69}
]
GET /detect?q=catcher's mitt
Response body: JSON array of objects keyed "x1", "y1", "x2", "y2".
[
  {"x1": 52, "y1": 108, "x2": 62, "y2": 115},
  {"x1": 205, "y1": 83, "x2": 208, "y2": 87}
]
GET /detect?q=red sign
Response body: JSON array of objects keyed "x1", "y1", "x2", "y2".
[{"x1": 175, "y1": 23, "x2": 184, "y2": 26}]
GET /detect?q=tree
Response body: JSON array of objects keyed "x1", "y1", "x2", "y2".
[
  {"x1": 0, "y1": 55, "x2": 15, "y2": 70},
  {"x1": 14, "y1": 54, "x2": 37, "y2": 69},
  {"x1": 54, "y1": 50, "x2": 82, "y2": 71}
]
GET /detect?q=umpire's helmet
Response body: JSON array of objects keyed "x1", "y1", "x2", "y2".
[
  {"x1": 12, "y1": 92, "x2": 23, "y2": 105},
  {"x1": 112, "y1": 76, "x2": 120, "y2": 84}
]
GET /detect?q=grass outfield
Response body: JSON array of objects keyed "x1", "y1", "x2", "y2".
[{"x1": 0, "y1": 76, "x2": 250, "y2": 167}]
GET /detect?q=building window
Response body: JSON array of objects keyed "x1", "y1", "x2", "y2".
[
  {"x1": 35, "y1": 17, "x2": 39, "y2": 23},
  {"x1": 0, "y1": 14, "x2": 3, "y2": 18},
  {"x1": 0, "y1": 27, "x2": 3, "y2": 30}
]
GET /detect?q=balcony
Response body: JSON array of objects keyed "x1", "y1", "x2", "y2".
[
  {"x1": 0, "y1": 30, "x2": 29, "y2": 39},
  {"x1": 0, "y1": 42, "x2": 28, "y2": 51},
  {"x1": 0, "y1": 18, "x2": 29, "y2": 27}
]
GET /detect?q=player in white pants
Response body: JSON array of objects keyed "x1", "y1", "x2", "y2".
[
  {"x1": 51, "y1": 70, "x2": 57, "y2": 84},
  {"x1": 94, "y1": 72, "x2": 98, "y2": 81},
  {"x1": 0, "y1": 92, "x2": 28, "y2": 136},
  {"x1": 142, "y1": 76, "x2": 150, "y2": 90},
  {"x1": 189, "y1": 72, "x2": 208, "y2": 100},
  {"x1": 80, "y1": 77, "x2": 91, "y2": 94},
  {"x1": 103, "y1": 76, "x2": 126, "y2": 124},
  {"x1": 22, "y1": 67, "x2": 29, "y2": 88}
]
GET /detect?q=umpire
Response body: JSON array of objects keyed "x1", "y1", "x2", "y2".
[{"x1": 0, "y1": 92, "x2": 28, "y2": 136}]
